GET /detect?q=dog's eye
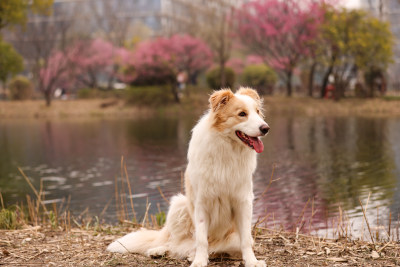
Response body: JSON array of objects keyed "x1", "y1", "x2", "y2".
[{"x1": 238, "y1": 111, "x2": 247, "y2": 117}]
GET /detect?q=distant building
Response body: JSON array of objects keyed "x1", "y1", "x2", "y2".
[
  {"x1": 160, "y1": 0, "x2": 245, "y2": 35},
  {"x1": 5, "y1": 0, "x2": 244, "y2": 43}
]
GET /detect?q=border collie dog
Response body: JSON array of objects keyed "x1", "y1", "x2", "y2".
[{"x1": 107, "y1": 87, "x2": 269, "y2": 267}]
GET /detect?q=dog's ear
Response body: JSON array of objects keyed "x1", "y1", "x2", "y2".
[
  {"x1": 236, "y1": 87, "x2": 260, "y2": 103},
  {"x1": 209, "y1": 89, "x2": 234, "y2": 112}
]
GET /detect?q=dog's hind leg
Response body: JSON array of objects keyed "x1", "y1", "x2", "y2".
[{"x1": 164, "y1": 194, "x2": 196, "y2": 260}]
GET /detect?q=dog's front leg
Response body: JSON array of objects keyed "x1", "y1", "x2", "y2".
[
  {"x1": 234, "y1": 199, "x2": 266, "y2": 267},
  {"x1": 190, "y1": 202, "x2": 209, "y2": 267}
]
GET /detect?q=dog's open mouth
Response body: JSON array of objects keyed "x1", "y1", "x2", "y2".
[{"x1": 235, "y1": 131, "x2": 264, "y2": 153}]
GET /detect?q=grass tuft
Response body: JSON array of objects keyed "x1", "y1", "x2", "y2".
[{"x1": 0, "y1": 208, "x2": 19, "y2": 229}]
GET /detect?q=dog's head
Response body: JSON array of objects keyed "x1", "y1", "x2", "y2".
[{"x1": 209, "y1": 87, "x2": 270, "y2": 153}]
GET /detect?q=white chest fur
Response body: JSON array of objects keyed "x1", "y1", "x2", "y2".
[{"x1": 186, "y1": 113, "x2": 257, "y2": 200}]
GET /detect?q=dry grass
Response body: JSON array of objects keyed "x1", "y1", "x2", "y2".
[{"x1": 0, "y1": 99, "x2": 159, "y2": 119}]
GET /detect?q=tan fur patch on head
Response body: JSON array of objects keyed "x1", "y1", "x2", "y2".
[
  {"x1": 209, "y1": 89, "x2": 234, "y2": 112},
  {"x1": 211, "y1": 93, "x2": 249, "y2": 132},
  {"x1": 236, "y1": 87, "x2": 260, "y2": 103},
  {"x1": 236, "y1": 87, "x2": 264, "y2": 117}
]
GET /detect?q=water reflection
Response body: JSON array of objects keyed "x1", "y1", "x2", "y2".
[
  {"x1": 0, "y1": 115, "x2": 399, "y2": 237},
  {"x1": 255, "y1": 116, "x2": 399, "y2": 235},
  {"x1": 0, "y1": 117, "x2": 193, "y2": 219}
]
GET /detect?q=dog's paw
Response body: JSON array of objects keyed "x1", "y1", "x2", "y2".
[
  {"x1": 146, "y1": 246, "x2": 166, "y2": 258},
  {"x1": 187, "y1": 251, "x2": 195, "y2": 262},
  {"x1": 245, "y1": 260, "x2": 266, "y2": 267},
  {"x1": 190, "y1": 258, "x2": 208, "y2": 267}
]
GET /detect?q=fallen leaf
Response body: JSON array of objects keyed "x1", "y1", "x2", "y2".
[
  {"x1": 2, "y1": 249, "x2": 10, "y2": 256},
  {"x1": 325, "y1": 247, "x2": 331, "y2": 255},
  {"x1": 371, "y1": 251, "x2": 380, "y2": 259}
]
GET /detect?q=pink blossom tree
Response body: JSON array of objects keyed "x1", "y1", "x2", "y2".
[
  {"x1": 39, "y1": 39, "x2": 131, "y2": 105},
  {"x1": 114, "y1": 47, "x2": 135, "y2": 83},
  {"x1": 246, "y1": 55, "x2": 264, "y2": 66},
  {"x1": 39, "y1": 47, "x2": 79, "y2": 106},
  {"x1": 235, "y1": 0, "x2": 325, "y2": 96},
  {"x1": 69, "y1": 38, "x2": 119, "y2": 89},
  {"x1": 129, "y1": 37, "x2": 176, "y2": 86},
  {"x1": 124, "y1": 34, "x2": 213, "y2": 102},
  {"x1": 170, "y1": 34, "x2": 213, "y2": 85}
]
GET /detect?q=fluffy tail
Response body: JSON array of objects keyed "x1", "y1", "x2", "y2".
[
  {"x1": 107, "y1": 194, "x2": 194, "y2": 258},
  {"x1": 107, "y1": 227, "x2": 168, "y2": 254}
]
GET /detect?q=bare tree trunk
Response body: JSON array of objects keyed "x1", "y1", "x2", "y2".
[
  {"x1": 220, "y1": 61, "x2": 226, "y2": 88},
  {"x1": 333, "y1": 82, "x2": 343, "y2": 101},
  {"x1": 45, "y1": 90, "x2": 52, "y2": 106},
  {"x1": 171, "y1": 82, "x2": 180, "y2": 103},
  {"x1": 379, "y1": 0, "x2": 384, "y2": 20},
  {"x1": 367, "y1": 84, "x2": 375, "y2": 98},
  {"x1": 321, "y1": 54, "x2": 336, "y2": 98},
  {"x1": 286, "y1": 70, "x2": 293, "y2": 97},
  {"x1": 219, "y1": 10, "x2": 227, "y2": 88},
  {"x1": 308, "y1": 62, "x2": 317, "y2": 97},
  {"x1": 106, "y1": 65, "x2": 118, "y2": 90}
]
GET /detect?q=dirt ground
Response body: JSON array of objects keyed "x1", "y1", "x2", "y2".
[{"x1": 1, "y1": 225, "x2": 399, "y2": 267}]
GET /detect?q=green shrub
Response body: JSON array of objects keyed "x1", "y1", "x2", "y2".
[
  {"x1": 206, "y1": 67, "x2": 235, "y2": 89},
  {"x1": 77, "y1": 88, "x2": 94, "y2": 99},
  {"x1": 125, "y1": 86, "x2": 174, "y2": 106},
  {"x1": 242, "y1": 64, "x2": 277, "y2": 95},
  {"x1": 8, "y1": 76, "x2": 33, "y2": 100},
  {"x1": 363, "y1": 67, "x2": 385, "y2": 97},
  {"x1": 156, "y1": 211, "x2": 166, "y2": 227},
  {"x1": 383, "y1": 95, "x2": 400, "y2": 101},
  {"x1": 77, "y1": 88, "x2": 127, "y2": 99},
  {"x1": 0, "y1": 209, "x2": 18, "y2": 229}
]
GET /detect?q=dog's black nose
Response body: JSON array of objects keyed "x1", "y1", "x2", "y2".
[{"x1": 260, "y1": 124, "x2": 270, "y2": 135}]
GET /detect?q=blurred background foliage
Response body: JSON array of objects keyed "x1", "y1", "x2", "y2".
[{"x1": 0, "y1": 0, "x2": 398, "y2": 105}]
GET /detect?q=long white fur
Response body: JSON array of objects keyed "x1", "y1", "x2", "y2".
[{"x1": 107, "y1": 88, "x2": 268, "y2": 267}]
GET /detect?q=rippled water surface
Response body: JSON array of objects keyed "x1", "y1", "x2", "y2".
[{"x1": 1, "y1": 114, "x2": 400, "y2": 237}]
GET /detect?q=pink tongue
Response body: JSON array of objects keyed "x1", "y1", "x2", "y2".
[{"x1": 250, "y1": 137, "x2": 264, "y2": 153}]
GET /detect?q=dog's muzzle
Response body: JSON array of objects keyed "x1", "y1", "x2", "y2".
[{"x1": 259, "y1": 124, "x2": 270, "y2": 135}]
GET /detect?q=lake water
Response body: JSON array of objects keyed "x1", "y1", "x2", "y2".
[{"x1": 1, "y1": 114, "x2": 400, "y2": 239}]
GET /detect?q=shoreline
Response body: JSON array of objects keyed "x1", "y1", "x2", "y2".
[
  {"x1": 1, "y1": 96, "x2": 400, "y2": 119},
  {"x1": 264, "y1": 96, "x2": 400, "y2": 117}
]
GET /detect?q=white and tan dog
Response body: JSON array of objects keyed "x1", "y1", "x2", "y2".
[{"x1": 107, "y1": 87, "x2": 269, "y2": 267}]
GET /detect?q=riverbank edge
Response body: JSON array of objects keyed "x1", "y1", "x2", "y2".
[
  {"x1": 1, "y1": 223, "x2": 399, "y2": 267},
  {"x1": 1, "y1": 96, "x2": 400, "y2": 119}
]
